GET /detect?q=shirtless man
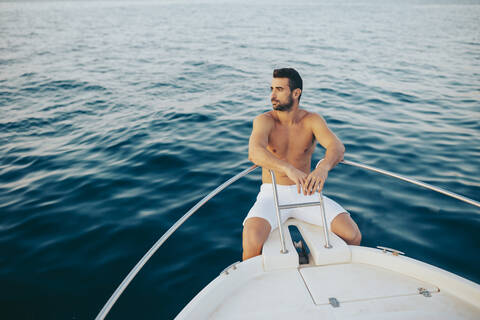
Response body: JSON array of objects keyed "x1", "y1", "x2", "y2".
[{"x1": 243, "y1": 68, "x2": 361, "y2": 261}]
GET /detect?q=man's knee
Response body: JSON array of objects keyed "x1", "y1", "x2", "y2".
[
  {"x1": 242, "y1": 231, "x2": 264, "y2": 260},
  {"x1": 243, "y1": 229, "x2": 265, "y2": 251},
  {"x1": 242, "y1": 218, "x2": 271, "y2": 260},
  {"x1": 331, "y1": 213, "x2": 362, "y2": 246},
  {"x1": 344, "y1": 229, "x2": 362, "y2": 245},
  {"x1": 243, "y1": 226, "x2": 268, "y2": 251}
]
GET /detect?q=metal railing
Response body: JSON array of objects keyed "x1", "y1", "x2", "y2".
[
  {"x1": 95, "y1": 164, "x2": 258, "y2": 320},
  {"x1": 270, "y1": 169, "x2": 332, "y2": 252},
  {"x1": 340, "y1": 159, "x2": 480, "y2": 209},
  {"x1": 96, "y1": 159, "x2": 480, "y2": 319}
]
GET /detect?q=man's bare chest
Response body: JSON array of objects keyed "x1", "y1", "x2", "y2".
[{"x1": 267, "y1": 126, "x2": 315, "y2": 159}]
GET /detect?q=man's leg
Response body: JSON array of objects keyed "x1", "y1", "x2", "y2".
[
  {"x1": 330, "y1": 213, "x2": 362, "y2": 245},
  {"x1": 242, "y1": 217, "x2": 271, "y2": 260}
]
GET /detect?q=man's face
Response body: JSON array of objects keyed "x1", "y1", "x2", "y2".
[{"x1": 270, "y1": 78, "x2": 294, "y2": 112}]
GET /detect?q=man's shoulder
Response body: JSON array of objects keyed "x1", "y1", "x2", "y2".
[
  {"x1": 251, "y1": 112, "x2": 275, "y2": 134},
  {"x1": 300, "y1": 110, "x2": 325, "y2": 124},
  {"x1": 254, "y1": 111, "x2": 275, "y2": 124}
]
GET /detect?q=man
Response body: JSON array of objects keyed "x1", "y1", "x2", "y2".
[{"x1": 243, "y1": 68, "x2": 361, "y2": 261}]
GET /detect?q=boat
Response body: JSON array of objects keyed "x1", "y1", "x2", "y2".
[{"x1": 95, "y1": 159, "x2": 480, "y2": 319}]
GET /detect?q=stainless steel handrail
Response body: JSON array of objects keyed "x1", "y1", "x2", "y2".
[
  {"x1": 269, "y1": 169, "x2": 332, "y2": 250},
  {"x1": 269, "y1": 170, "x2": 288, "y2": 253},
  {"x1": 318, "y1": 192, "x2": 333, "y2": 248},
  {"x1": 95, "y1": 165, "x2": 258, "y2": 320},
  {"x1": 339, "y1": 159, "x2": 480, "y2": 209},
  {"x1": 278, "y1": 202, "x2": 327, "y2": 210}
]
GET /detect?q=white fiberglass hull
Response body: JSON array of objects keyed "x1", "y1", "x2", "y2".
[{"x1": 176, "y1": 219, "x2": 480, "y2": 319}]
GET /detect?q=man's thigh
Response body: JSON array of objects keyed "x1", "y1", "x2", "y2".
[{"x1": 243, "y1": 185, "x2": 278, "y2": 230}]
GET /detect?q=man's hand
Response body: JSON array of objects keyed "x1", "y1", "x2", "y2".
[
  {"x1": 304, "y1": 164, "x2": 329, "y2": 195},
  {"x1": 284, "y1": 165, "x2": 308, "y2": 194}
]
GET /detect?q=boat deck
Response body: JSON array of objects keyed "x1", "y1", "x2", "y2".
[
  {"x1": 207, "y1": 264, "x2": 477, "y2": 319},
  {"x1": 176, "y1": 219, "x2": 480, "y2": 319}
]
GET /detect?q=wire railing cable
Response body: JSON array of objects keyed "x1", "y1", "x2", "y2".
[
  {"x1": 340, "y1": 159, "x2": 480, "y2": 209},
  {"x1": 95, "y1": 165, "x2": 258, "y2": 320}
]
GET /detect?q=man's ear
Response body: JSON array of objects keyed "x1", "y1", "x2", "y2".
[{"x1": 293, "y1": 88, "x2": 302, "y2": 99}]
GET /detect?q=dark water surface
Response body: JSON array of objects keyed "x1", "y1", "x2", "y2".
[{"x1": 1, "y1": 0, "x2": 479, "y2": 319}]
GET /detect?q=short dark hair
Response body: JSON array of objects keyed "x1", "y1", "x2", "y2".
[{"x1": 273, "y1": 68, "x2": 303, "y2": 101}]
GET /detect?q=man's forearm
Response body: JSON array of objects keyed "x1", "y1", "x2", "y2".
[
  {"x1": 318, "y1": 143, "x2": 345, "y2": 171},
  {"x1": 248, "y1": 146, "x2": 292, "y2": 173}
]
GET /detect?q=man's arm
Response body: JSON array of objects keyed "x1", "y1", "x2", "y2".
[
  {"x1": 248, "y1": 114, "x2": 308, "y2": 193},
  {"x1": 304, "y1": 113, "x2": 345, "y2": 195}
]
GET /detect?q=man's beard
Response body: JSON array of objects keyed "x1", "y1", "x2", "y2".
[{"x1": 272, "y1": 95, "x2": 293, "y2": 112}]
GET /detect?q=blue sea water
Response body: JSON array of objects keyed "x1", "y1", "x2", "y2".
[{"x1": 0, "y1": 0, "x2": 479, "y2": 318}]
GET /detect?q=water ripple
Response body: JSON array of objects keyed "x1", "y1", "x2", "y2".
[{"x1": 0, "y1": 1, "x2": 479, "y2": 319}]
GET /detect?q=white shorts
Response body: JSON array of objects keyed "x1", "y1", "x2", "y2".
[{"x1": 243, "y1": 184, "x2": 348, "y2": 231}]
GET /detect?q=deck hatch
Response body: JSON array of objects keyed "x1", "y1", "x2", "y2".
[{"x1": 300, "y1": 263, "x2": 439, "y2": 305}]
